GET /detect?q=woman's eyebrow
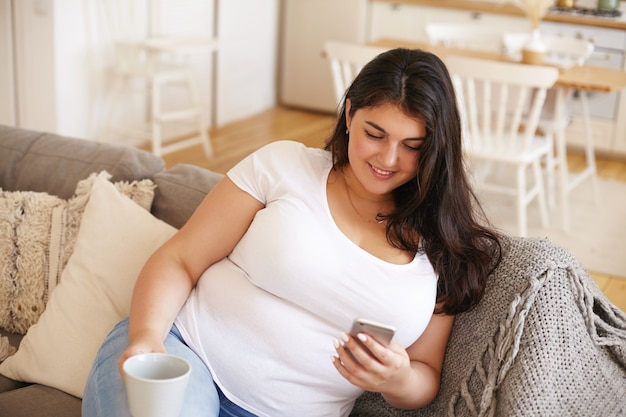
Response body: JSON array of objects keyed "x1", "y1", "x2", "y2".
[
  {"x1": 365, "y1": 121, "x2": 386, "y2": 133},
  {"x1": 365, "y1": 121, "x2": 426, "y2": 141}
]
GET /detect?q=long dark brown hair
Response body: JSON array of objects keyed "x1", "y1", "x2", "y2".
[{"x1": 325, "y1": 48, "x2": 502, "y2": 315}]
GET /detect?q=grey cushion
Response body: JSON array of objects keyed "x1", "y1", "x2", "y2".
[
  {"x1": 152, "y1": 163, "x2": 224, "y2": 228},
  {"x1": 0, "y1": 125, "x2": 164, "y2": 199}
]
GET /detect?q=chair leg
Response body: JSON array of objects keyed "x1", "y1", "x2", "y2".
[
  {"x1": 554, "y1": 89, "x2": 571, "y2": 233},
  {"x1": 544, "y1": 132, "x2": 556, "y2": 209},
  {"x1": 184, "y1": 74, "x2": 213, "y2": 158},
  {"x1": 517, "y1": 166, "x2": 528, "y2": 238},
  {"x1": 151, "y1": 77, "x2": 163, "y2": 157},
  {"x1": 580, "y1": 91, "x2": 599, "y2": 205},
  {"x1": 198, "y1": 125, "x2": 213, "y2": 159},
  {"x1": 533, "y1": 160, "x2": 549, "y2": 228},
  {"x1": 147, "y1": 72, "x2": 214, "y2": 158}
]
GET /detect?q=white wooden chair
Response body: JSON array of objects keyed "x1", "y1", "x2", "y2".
[
  {"x1": 322, "y1": 41, "x2": 390, "y2": 110},
  {"x1": 425, "y1": 23, "x2": 506, "y2": 52},
  {"x1": 100, "y1": 0, "x2": 216, "y2": 158},
  {"x1": 504, "y1": 33, "x2": 597, "y2": 229},
  {"x1": 446, "y1": 55, "x2": 559, "y2": 237}
]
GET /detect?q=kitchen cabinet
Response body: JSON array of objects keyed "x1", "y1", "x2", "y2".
[
  {"x1": 369, "y1": 1, "x2": 626, "y2": 157},
  {"x1": 279, "y1": 0, "x2": 370, "y2": 113},
  {"x1": 369, "y1": 2, "x2": 531, "y2": 42}
]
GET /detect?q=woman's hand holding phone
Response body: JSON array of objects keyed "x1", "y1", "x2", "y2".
[{"x1": 331, "y1": 318, "x2": 412, "y2": 394}]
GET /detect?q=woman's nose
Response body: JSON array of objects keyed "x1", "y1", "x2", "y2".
[{"x1": 380, "y1": 143, "x2": 399, "y2": 166}]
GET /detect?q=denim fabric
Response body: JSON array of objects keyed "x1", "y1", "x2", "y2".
[{"x1": 82, "y1": 318, "x2": 257, "y2": 417}]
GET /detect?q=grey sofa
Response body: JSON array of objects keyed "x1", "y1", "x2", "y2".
[{"x1": 0, "y1": 125, "x2": 624, "y2": 417}]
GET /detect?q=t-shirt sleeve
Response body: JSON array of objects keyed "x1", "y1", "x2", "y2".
[{"x1": 226, "y1": 140, "x2": 305, "y2": 204}]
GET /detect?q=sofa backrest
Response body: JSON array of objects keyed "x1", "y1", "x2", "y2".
[
  {"x1": 152, "y1": 164, "x2": 224, "y2": 229},
  {"x1": 0, "y1": 125, "x2": 165, "y2": 199}
]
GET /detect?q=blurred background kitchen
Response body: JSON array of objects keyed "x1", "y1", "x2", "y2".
[{"x1": 1, "y1": 0, "x2": 625, "y2": 157}]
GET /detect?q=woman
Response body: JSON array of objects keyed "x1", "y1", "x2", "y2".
[{"x1": 82, "y1": 48, "x2": 501, "y2": 417}]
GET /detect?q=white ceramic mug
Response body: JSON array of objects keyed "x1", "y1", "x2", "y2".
[{"x1": 123, "y1": 353, "x2": 191, "y2": 417}]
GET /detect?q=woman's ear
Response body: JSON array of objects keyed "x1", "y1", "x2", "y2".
[{"x1": 345, "y1": 99, "x2": 352, "y2": 130}]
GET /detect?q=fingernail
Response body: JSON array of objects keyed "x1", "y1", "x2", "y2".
[
  {"x1": 357, "y1": 333, "x2": 367, "y2": 342},
  {"x1": 340, "y1": 332, "x2": 350, "y2": 343},
  {"x1": 333, "y1": 339, "x2": 341, "y2": 349}
]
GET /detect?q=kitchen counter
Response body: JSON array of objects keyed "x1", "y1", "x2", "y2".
[{"x1": 372, "y1": 0, "x2": 626, "y2": 30}]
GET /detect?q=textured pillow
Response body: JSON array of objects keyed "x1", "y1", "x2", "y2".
[
  {"x1": 0, "y1": 175, "x2": 177, "y2": 398},
  {"x1": 0, "y1": 172, "x2": 155, "y2": 334}
]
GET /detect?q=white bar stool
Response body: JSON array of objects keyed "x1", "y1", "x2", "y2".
[{"x1": 105, "y1": 36, "x2": 217, "y2": 158}]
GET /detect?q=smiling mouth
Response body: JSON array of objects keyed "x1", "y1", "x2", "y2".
[{"x1": 370, "y1": 164, "x2": 394, "y2": 177}]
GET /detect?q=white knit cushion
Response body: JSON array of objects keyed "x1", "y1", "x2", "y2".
[
  {"x1": 0, "y1": 175, "x2": 176, "y2": 398},
  {"x1": 0, "y1": 190, "x2": 69, "y2": 334},
  {"x1": 0, "y1": 172, "x2": 155, "y2": 335}
]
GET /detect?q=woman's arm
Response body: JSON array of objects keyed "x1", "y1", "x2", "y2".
[
  {"x1": 118, "y1": 177, "x2": 264, "y2": 371},
  {"x1": 333, "y1": 312, "x2": 454, "y2": 409}
]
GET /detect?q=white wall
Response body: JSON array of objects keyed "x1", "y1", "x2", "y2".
[
  {"x1": 217, "y1": 0, "x2": 279, "y2": 126},
  {"x1": 11, "y1": 0, "x2": 57, "y2": 132},
  {"x1": 3, "y1": 0, "x2": 278, "y2": 142},
  {"x1": 0, "y1": 0, "x2": 16, "y2": 125},
  {"x1": 54, "y1": 0, "x2": 93, "y2": 138}
]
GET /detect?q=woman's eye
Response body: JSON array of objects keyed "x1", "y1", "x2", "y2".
[
  {"x1": 405, "y1": 143, "x2": 422, "y2": 151},
  {"x1": 365, "y1": 130, "x2": 383, "y2": 139}
]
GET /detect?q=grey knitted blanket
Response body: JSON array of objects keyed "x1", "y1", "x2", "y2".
[{"x1": 350, "y1": 236, "x2": 626, "y2": 417}]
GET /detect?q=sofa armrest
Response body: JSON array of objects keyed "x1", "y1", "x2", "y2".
[{"x1": 350, "y1": 236, "x2": 626, "y2": 416}]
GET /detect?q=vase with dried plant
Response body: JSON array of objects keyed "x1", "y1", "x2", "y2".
[{"x1": 510, "y1": 0, "x2": 555, "y2": 64}]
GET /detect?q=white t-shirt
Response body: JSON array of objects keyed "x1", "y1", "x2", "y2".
[{"x1": 175, "y1": 141, "x2": 438, "y2": 417}]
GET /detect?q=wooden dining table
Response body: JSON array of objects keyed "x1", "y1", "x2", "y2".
[
  {"x1": 371, "y1": 37, "x2": 626, "y2": 232},
  {"x1": 370, "y1": 38, "x2": 626, "y2": 93}
]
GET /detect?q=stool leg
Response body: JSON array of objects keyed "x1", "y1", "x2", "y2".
[
  {"x1": 151, "y1": 77, "x2": 163, "y2": 157},
  {"x1": 185, "y1": 73, "x2": 213, "y2": 158}
]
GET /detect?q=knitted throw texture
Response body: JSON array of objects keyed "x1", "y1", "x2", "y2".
[{"x1": 350, "y1": 236, "x2": 626, "y2": 417}]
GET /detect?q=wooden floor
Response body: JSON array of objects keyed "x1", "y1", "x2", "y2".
[{"x1": 156, "y1": 106, "x2": 626, "y2": 313}]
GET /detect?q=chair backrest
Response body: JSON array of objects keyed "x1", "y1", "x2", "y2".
[
  {"x1": 425, "y1": 23, "x2": 505, "y2": 52},
  {"x1": 503, "y1": 33, "x2": 594, "y2": 67},
  {"x1": 445, "y1": 55, "x2": 559, "y2": 156},
  {"x1": 544, "y1": 35, "x2": 594, "y2": 66},
  {"x1": 322, "y1": 41, "x2": 389, "y2": 108}
]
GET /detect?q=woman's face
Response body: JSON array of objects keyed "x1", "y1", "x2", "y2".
[{"x1": 345, "y1": 100, "x2": 426, "y2": 199}]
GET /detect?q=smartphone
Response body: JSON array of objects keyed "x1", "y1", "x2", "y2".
[{"x1": 349, "y1": 317, "x2": 396, "y2": 346}]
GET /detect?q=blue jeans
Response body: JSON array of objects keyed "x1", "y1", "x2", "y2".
[{"x1": 82, "y1": 318, "x2": 257, "y2": 417}]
